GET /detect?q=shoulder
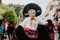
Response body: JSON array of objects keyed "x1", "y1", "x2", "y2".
[
  {"x1": 24, "y1": 17, "x2": 30, "y2": 21},
  {"x1": 36, "y1": 16, "x2": 42, "y2": 21}
]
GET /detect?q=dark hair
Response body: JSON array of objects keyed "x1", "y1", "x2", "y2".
[
  {"x1": 47, "y1": 19, "x2": 52, "y2": 23},
  {"x1": 0, "y1": 20, "x2": 3, "y2": 26},
  {"x1": 47, "y1": 19, "x2": 54, "y2": 26}
]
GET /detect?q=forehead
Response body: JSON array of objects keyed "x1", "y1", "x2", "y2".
[{"x1": 28, "y1": 9, "x2": 36, "y2": 12}]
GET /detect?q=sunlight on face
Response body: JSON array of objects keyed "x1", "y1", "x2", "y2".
[{"x1": 28, "y1": 9, "x2": 36, "y2": 18}]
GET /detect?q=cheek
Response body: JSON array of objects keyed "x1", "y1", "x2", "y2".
[
  {"x1": 34, "y1": 14, "x2": 36, "y2": 16},
  {"x1": 29, "y1": 13, "x2": 31, "y2": 16},
  {"x1": 29, "y1": 14, "x2": 32, "y2": 16}
]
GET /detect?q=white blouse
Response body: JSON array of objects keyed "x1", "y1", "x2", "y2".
[{"x1": 20, "y1": 17, "x2": 48, "y2": 30}]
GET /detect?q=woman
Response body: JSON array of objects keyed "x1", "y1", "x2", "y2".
[
  {"x1": 14, "y1": 9, "x2": 49, "y2": 40},
  {"x1": 47, "y1": 19, "x2": 54, "y2": 40},
  {"x1": 13, "y1": 3, "x2": 50, "y2": 40},
  {"x1": 0, "y1": 20, "x2": 4, "y2": 40}
]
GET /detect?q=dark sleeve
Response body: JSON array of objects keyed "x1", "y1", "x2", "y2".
[
  {"x1": 14, "y1": 25, "x2": 28, "y2": 40},
  {"x1": 37, "y1": 24, "x2": 50, "y2": 40}
]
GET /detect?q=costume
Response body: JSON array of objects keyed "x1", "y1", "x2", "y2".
[
  {"x1": 47, "y1": 19, "x2": 54, "y2": 40},
  {"x1": 20, "y1": 17, "x2": 48, "y2": 38},
  {"x1": 13, "y1": 3, "x2": 50, "y2": 40},
  {"x1": 23, "y1": 3, "x2": 42, "y2": 17},
  {"x1": 13, "y1": 17, "x2": 50, "y2": 40}
]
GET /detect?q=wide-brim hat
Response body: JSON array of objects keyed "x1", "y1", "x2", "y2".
[{"x1": 23, "y1": 3, "x2": 42, "y2": 17}]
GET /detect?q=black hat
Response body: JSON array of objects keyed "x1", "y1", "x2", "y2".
[{"x1": 23, "y1": 3, "x2": 42, "y2": 17}]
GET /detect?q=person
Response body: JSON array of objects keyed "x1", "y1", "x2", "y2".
[
  {"x1": 13, "y1": 3, "x2": 49, "y2": 40},
  {"x1": 7, "y1": 22, "x2": 16, "y2": 39},
  {"x1": 55, "y1": 8, "x2": 60, "y2": 39},
  {"x1": 54, "y1": 7, "x2": 60, "y2": 39},
  {"x1": 47, "y1": 19, "x2": 54, "y2": 40},
  {"x1": 0, "y1": 20, "x2": 4, "y2": 40},
  {"x1": 14, "y1": 9, "x2": 49, "y2": 40},
  {"x1": 3, "y1": 19, "x2": 8, "y2": 32}
]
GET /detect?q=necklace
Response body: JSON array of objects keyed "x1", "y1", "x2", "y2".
[{"x1": 30, "y1": 17, "x2": 36, "y2": 28}]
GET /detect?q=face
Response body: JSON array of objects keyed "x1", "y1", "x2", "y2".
[{"x1": 28, "y1": 9, "x2": 36, "y2": 18}]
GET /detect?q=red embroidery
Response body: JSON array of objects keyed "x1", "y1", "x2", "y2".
[
  {"x1": 24, "y1": 27, "x2": 38, "y2": 38},
  {"x1": 49, "y1": 32, "x2": 54, "y2": 40}
]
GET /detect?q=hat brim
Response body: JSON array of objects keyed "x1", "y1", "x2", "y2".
[{"x1": 23, "y1": 3, "x2": 42, "y2": 17}]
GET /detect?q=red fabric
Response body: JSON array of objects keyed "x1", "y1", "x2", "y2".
[
  {"x1": 57, "y1": 25, "x2": 60, "y2": 29},
  {"x1": 24, "y1": 28, "x2": 30, "y2": 31},
  {"x1": 24, "y1": 27, "x2": 38, "y2": 38},
  {"x1": 24, "y1": 27, "x2": 37, "y2": 32},
  {"x1": 55, "y1": 12, "x2": 58, "y2": 17},
  {"x1": 49, "y1": 26, "x2": 53, "y2": 31},
  {"x1": 47, "y1": 25, "x2": 54, "y2": 40},
  {"x1": 3, "y1": 21, "x2": 6, "y2": 31},
  {"x1": 10, "y1": 24, "x2": 16, "y2": 29},
  {"x1": 55, "y1": 21, "x2": 58, "y2": 26},
  {"x1": 49, "y1": 32, "x2": 54, "y2": 40}
]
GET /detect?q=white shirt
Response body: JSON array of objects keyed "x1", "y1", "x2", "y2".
[{"x1": 20, "y1": 17, "x2": 48, "y2": 30}]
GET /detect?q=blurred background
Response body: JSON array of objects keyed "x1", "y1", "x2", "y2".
[
  {"x1": 0, "y1": 0, "x2": 60, "y2": 40},
  {"x1": 0, "y1": 0, "x2": 60, "y2": 23}
]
